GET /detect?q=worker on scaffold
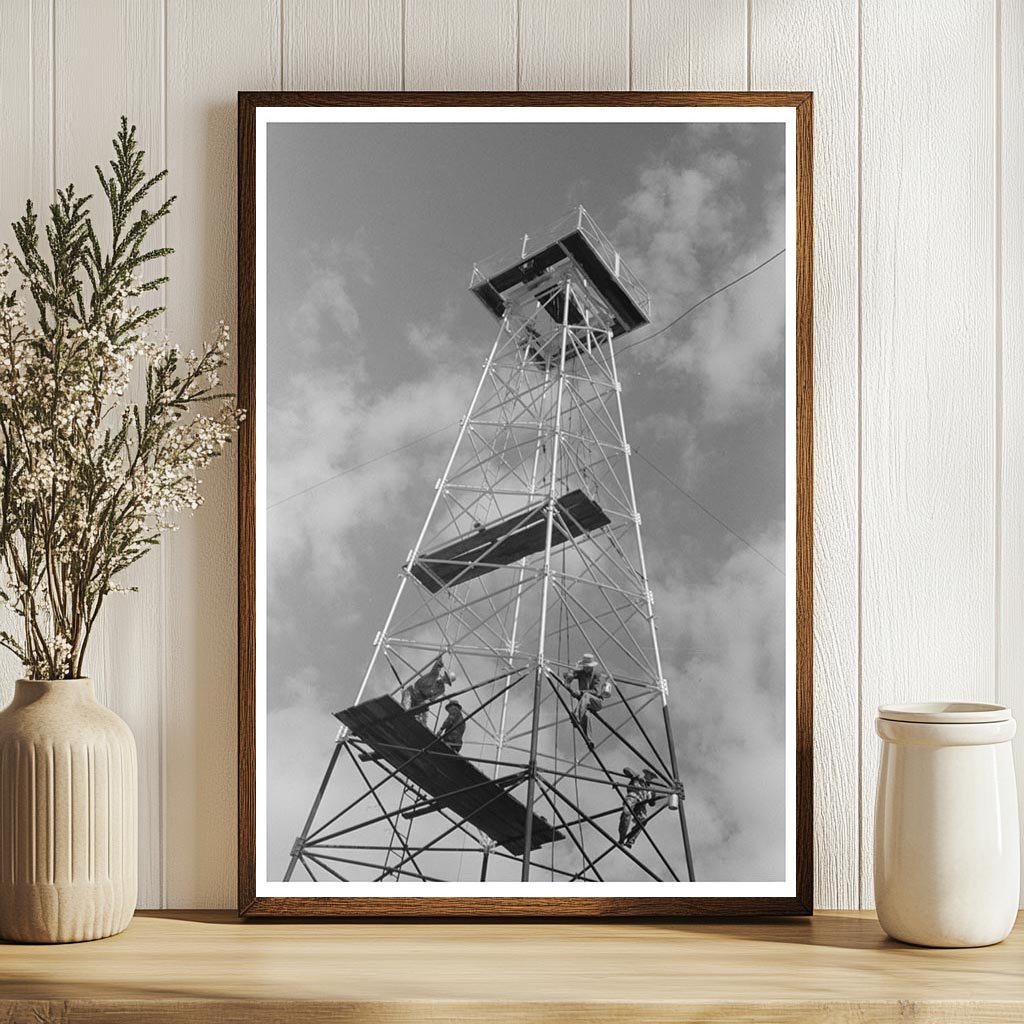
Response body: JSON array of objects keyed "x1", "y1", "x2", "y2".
[
  {"x1": 439, "y1": 700, "x2": 466, "y2": 754},
  {"x1": 565, "y1": 653, "x2": 612, "y2": 743},
  {"x1": 404, "y1": 653, "x2": 455, "y2": 727},
  {"x1": 619, "y1": 767, "x2": 659, "y2": 848}
]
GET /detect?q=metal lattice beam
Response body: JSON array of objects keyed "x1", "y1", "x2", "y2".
[{"x1": 288, "y1": 220, "x2": 695, "y2": 885}]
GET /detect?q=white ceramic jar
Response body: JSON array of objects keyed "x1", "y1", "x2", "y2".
[{"x1": 874, "y1": 702, "x2": 1019, "y2": 948}]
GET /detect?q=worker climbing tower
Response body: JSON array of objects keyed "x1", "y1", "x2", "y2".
[{"x1": 285, "y1": 207, "x2": 695, "y2": 884}]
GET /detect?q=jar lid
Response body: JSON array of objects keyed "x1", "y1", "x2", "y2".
[{"x1": 877, "y1": 701, "x2": 1011, "y2": 724}]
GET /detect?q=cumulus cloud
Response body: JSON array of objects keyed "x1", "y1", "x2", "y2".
[
  {"x1": 267, "y1": 665, "x2": 341, "y2": 856},
  {"x1": 267, "y1": 247, "x2": 475, "y2": 592},
  {"x1": 608, "y1": 130, "x2": 788, "y2": 879},
  {"x1": 265, "y1": 244, "x2": 487, "y2": 856},
  {"x1": 616, "y1": 135, "x2": 785, "y2": 423},
  {"x1": 654, "y1": 531, "x2": 787, "y2": 881},
  {"x1": 405, "y1": 321, "x2": 459, "y2": 361}
]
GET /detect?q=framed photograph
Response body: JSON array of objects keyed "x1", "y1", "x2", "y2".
[{"x1": 238, "y1": 91, "x2": 812, "y2": 917}]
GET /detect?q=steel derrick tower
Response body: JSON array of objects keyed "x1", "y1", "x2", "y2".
[{"x1": 285, "y1": 207, "x2": 695, "y2": 884}]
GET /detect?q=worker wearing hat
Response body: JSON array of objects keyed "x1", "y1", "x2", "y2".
[
  {"x1": 565, "y1": 653, "x2": 612, "y2": 743},
  {"x1": 439, "y1": 698, "x2": 466, "y2": 754},
  {"x1": 619, "y1": 767, "x2": 660, "y2": 848},
  {"x1": 405, "y1": 652, "x2": 455, "y2": 727}
]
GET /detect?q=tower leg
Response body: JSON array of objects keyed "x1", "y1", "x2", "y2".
[
  {"x1": 283, "y1": 739, "x2": 345, "y2": 881},
  {"x1": 660, "y1": 703, "x2": 696, "y2": 882},
  {"x1": 520, "y1": 665, "x2": 545, "y2": 880},
  {"x1": 521, "y1": 277, "x2": 572, "y2": 881},
  {"x1": 604, "y1": 330, "x2": 696, "y2": 882}
]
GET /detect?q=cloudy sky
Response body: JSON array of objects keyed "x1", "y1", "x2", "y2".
[{"x1": 265, "y1": 119, "x2": 787, "y2": 884}]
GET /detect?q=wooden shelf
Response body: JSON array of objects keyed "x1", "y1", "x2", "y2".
[{"x1": 2, "y1": 910, "x2": 1023, "y2": 1022}]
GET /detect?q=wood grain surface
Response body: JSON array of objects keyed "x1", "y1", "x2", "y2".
[
  {"x1": 857, "y1": 1, "x2": 999, "y2": 910},
  {"x1": 750, "y1": 0, "x2": 860, "y2": 914},
  {"x1": 164, "y1": 0, "x2": 280, "y2": 909},
  {"x1": 630, "y1": 0, "x2": 747, "y2": 91},
  {"x1": 405, "y1": 0, "x2": 517, "y2": 91},
  {"x1": 519, "y1": 0, "x2": 629, "y2": 90},
  {"x1": 283, "y1": 0, "x2": 402, "y2": 91},
  {"x1": 1000, "y1": 0, "x2": 1024, "y2": 900},
  {"x1": 2, "y1": 910, "x2": 1024, "y2": 1022}
]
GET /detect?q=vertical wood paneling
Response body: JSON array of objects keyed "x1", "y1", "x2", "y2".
[
  {"x1": 0, "y1": 1, "x2": 53, "y2": 700},
  {"x1": 52, "y1": 0, "x2": 166, "y2": 910},
  {"x1": 519, "y1": 0, "x2": 628, "y2": 90},
  {"x1": 0, "y1": 5, "x2": 31, "y2": 706},
  {"x1": 860, "y1": 0, "x2": 998, "y2": 908},
  {"x1": 283, "y1": 0, "x2": 402, "y2": 90},
  {"x1": 1000, "y1": 0, "x2": 1024, "y2": 899},
  {"x1": 164, "y1": 0, "x2": 280, "y2": 908},
  {"x1": 0, "y1": 0, "x2": 51, "y2": 231},
  {"x1": 630, "y1": 0, "x2": 746, "y2": 90},
  {"x1": 750, "y1": 0, "x2": 860, "y2": 911},
  {"x1": 404, "y1": 0, "x2": 516, "y2": 89}
]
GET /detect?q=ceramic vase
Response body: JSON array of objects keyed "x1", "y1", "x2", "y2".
[
  {"x1": 874, "y1": 701, "x2": 1019, "y2": 948},
  {"x1": 0, "y1": 678, "x2": 137, "y2": 943}
]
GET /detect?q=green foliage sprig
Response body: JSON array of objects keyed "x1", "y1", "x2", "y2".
[{"x1": 0, "y1": 118, "x2": 241, "y2": 679}]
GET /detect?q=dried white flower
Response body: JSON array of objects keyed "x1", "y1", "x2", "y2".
[{"x1": 0, "y1": 119, "x2": 243, "y2": 679}]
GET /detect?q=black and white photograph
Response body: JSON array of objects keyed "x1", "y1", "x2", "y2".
[{"x1": 249, "y1": 102, "x2": 802, "y2": 906}]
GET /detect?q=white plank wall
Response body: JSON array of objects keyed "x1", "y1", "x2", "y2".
[
  {"x1": 162, "y1": 0, "x2": 280, "y2": 909},
  {"x1": 519, "y1": 0, "x2": 629, "y2": 90},
  {"x1": 750, "y1": 0, "x2": 860, "y2": 912},
  {"x1": 405, "y1": 1, "x2": 516, "y2": 90},
  {"x1": 631, "y1": 0, "x2": 746, "y2": 91},
  {"x1": 0, "y1": 0, "x2": 1018, "y2": 910},
  {"x1": 54, "y1": 0, "x2": 167, "y2": 910},
  {"x1": 284, "y1": 0, "x2": 402, "y2": 90},
  {"x1": 859, "y1": 0, "x2": 999, "y2": 909},
  {"x1": 0, "y1": 1, "x2": 52, "y2": 694},
  {"x1": 1002, "y1": 0, "x2": 1024, "y2": 903}
]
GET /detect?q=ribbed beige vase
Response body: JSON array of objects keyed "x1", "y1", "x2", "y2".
[{"x1": 0, "y1": 678, "x2": 137, "y2": 943}]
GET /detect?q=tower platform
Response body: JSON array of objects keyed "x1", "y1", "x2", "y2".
[
  {"x1": 409, "y1": 488, "x2": 611, "y2": 593},
  {"x1": 335, "y1": 695, "x2": 563, "y2": 855},
  {"x1": 470, "y1": 206, "x2": 651, "y2": 339}
]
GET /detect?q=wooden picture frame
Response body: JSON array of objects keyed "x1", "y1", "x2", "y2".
[{"x1": 238, "y1": 91, "x2": 813, "y2": 917}]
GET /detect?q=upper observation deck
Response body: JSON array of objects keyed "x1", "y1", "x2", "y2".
[{"x1": 469, "y1": 206, "x2": 652, "y2": 338}]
